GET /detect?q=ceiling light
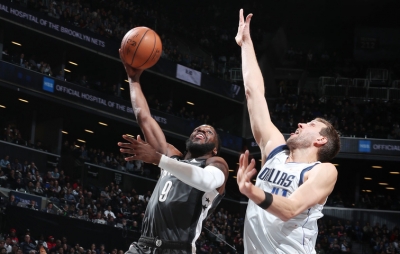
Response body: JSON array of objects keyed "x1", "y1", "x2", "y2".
[
  {"x1": 386, "y1": 187, "x2": 395, "y2": 190},
  {"x1": 99, "y1": 122, "x2": 108, "y2": 126},
  {"x1": 0, "y1": 105, "x2": 5, "y2": 108},
  {"x1": 379, "y1": 183, "x2": 388, "y2": 185},
  {"x1": 232, "y1": 176, "x2": 237, "y2": 179},
  {"x1": 259, "y1": 159, "x2": 262, "y2": 162},
  {"x1": 364, "y1": 177, "x2": 372, "y2": 180},
  {"x1": 61, "y1": 131, "x2": 68, "y2": 134},
  {"x1": 186, "y1": 101, "x2": 194, "y2": 105},
  {"x1": 12, "y1": 41, "x2": 21, "y2": 46},
  {"x1": 64, "y1": 69, "x2": 71, "y2": 73},
  {"x1": 120, "y1": 87, "x2": 125, "y2": 90},
  {"x1": 125, "y1": 134, "x2": 134, "y2": 138},
  {"x1": 228, "y1": 169, "x2": 234, "y2": 172},
  {"x1": 84, "y1": 129, "x2": 94, "y2": 133},
  {"x1": 18, "y1": 98, "x2": 28, "y2": 103},
  {"x1": 77, "y1": 139, "x2": 86, "y2": 143},
  {"x1": 389, "y1": 172, "x2": 400, "y2": 174},
  {"x1": 366, "y1": 190, "x2": 372, "y2": 192},
  {"x1": 124, "y1": 79, "x2": 129, "y2": 83},
  {"x1": 333, "y1": 164, "x2": 339, "y2": 166},
  {"x1": 75, "y1": 145, "x2": 80, "y2": 148},
  {"x1": 68, "y1": 61, "x2": 78, "y2": 66},
  {"x1": 372, "y1": 166, "x2": 382, "y2": 169}
]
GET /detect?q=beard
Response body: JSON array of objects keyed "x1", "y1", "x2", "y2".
[
  {"x1": 185, "y1": 138, "x2": 216, "y2": 157},
  {"x1": 286, "y1": 134, "x2": 313, "y2": 150}
]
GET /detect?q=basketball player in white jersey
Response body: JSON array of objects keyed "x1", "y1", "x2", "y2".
[{"x1": 235, "y1": 9, "x2": 341, "y2": 254}]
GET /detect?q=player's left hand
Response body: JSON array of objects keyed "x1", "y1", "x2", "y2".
[
  {"x1": 237, "y1": 150, "x2": 257, "y2": 197},
  {"x1": 118, "y1": 135, "x2": 162, "y2": 165},
  {"x1": 235, "y1": 9, "x2": 253, "y2": 47}
]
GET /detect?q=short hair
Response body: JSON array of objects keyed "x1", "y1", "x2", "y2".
[{"x1": 315, "y1": 118, "x2": 340, "y2": 162}]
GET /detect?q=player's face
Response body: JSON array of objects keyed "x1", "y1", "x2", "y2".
[
  {"x1": 287, "y1": 120, "x2": 327, "y2": 148},
  {"x1": 190, "y1": 125, "x2": 216, "y2": 144},
  {"x1": 186, "y1": 125, "x2": 218, "y2": 155}
]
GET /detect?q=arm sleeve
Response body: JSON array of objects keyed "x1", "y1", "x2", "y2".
[{"x1": 158, "y1": 155, "x2": 225, "y2": 192}]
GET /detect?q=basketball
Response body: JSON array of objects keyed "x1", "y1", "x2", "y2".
[{"x1": 120, "y1": 27, "x2": 162, "y2": 70}]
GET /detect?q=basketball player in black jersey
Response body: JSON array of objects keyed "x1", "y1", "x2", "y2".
[{"x1": 117, "y1": 49, "x2": 229, "y2": 254}]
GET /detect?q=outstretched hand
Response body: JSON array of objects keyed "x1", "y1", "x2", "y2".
[
  {"x1": 235, "y1": 9, "x2": 253, "y2": 47},
  {"x1": 237, "y1": 150, "x2": 257, "y2": 197},
  {"x1": 119, "y1": 49, "x2": 143, "y2": 81},
  {"x1": 118, "y1": 135, "x2": 162, "y2": 165}
]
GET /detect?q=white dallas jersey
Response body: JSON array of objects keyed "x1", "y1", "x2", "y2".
[{"x1": 244, "y1": 145, "x2": 324, "y2": 254}]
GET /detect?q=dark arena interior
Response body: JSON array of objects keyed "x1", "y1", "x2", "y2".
[{"x1": 0, "y1": 0, "x2": 400, "y2": 253}]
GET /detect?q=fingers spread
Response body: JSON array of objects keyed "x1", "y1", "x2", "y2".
[
  {"x1": 120, "y1": 148, "x2": 134, "y2": 153},
  {"x1": 122, "y1": 135, "x2": 136, "y2": 143},
  {"x1": 124, "y1": 156, "x2": 137, "y2": 161}
]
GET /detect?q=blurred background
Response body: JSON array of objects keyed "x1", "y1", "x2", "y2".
[{"x1": 0, "y1": 0, "x2": 400, "y2": 253}]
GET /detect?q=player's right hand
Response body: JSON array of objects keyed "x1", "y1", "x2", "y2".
[
  {"x1": 235, "y1": 9, "x2": 253, "y2": 47},
  {"x1": 118, "y1": 134, "x2": 162, "y2": 165},
  {"x1": 118, "y1": 49, "x2": 143, "y2": 81}
]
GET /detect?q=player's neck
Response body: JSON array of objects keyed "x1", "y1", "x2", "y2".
[{"x1": 286, "y1": 148, "x2": 319, "y2": 164}]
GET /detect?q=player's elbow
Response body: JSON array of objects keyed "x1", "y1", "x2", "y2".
[
  {"x1": 244, "y1": 86, "x2": 258, "y2": 98},
  {"x1": 279, "y1": 212, "x2": 296, "y2": 222}
]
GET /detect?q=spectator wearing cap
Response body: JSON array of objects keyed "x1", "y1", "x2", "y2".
[
  {"x1": 49, "y1": 240, "x2": 61, "y2": 254},
  {"x1": 46, "y1": 237, "x2": 55, "y2": 251},
  {"x1": 9, "y1": 229, "x2": 18, "y2": 245}
]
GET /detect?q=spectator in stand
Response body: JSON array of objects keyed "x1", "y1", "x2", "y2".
[
  {"x1": 64, "y1": 189, "x2": 76, "y2": 205},
  {"x1": 51, "y1": 168, "x2": 60, "y2": 180},
  {"x1": 11, "y1": 159, "x2": 22, "y2": 172},
  {"x1": 92, "y1": 212, "x2": 106, "y2": 225},
  {"x1": 20, "y1": 235, "x2": 36, "y2": 254},
  {"x1": 0, "y1": 155, "x2": 10, "y2": 170},
  {"x1": 28, "y1": 162, "x2": 39, "y2": 176},
  {"x1": 104, "y1": 205, "x2": 116, "y2": 219},
  {"x1": 43, "y1": 202, "x2": 57, "y2": 214},
  {"x1": 12, "y1": 178, "x2": 25, "y2": 191},
  {"x1": 4, "y1": 237, "x2": 13, "y2": 253}
]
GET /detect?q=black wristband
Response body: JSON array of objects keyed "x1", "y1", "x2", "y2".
[{"x1": 257, "y1": 191, "x2": 273, "y2": 210}]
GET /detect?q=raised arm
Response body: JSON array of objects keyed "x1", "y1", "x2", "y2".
[
  {"x1": 119, "y1": 49, "x2": 168, "y2": 155},
  {"x1": 235, "y1": 9, "x2": 285, "y2": 162}
]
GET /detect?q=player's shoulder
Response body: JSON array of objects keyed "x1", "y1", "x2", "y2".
[
  {"x1": 311, "y1": 162, "x2": 338, "y2": 176},
  {"x1": 206, "y1": 156, "x2": 228, "y2": 165},
  {"x1": 263, "y1": 142, "x2": 289, "y2": 161},
  {"x1": 206, "y1": 156, "x2": 229, "y2": 173},
  {"x1": 166, "y1": 143, "x2": 183, "y2": 158}
]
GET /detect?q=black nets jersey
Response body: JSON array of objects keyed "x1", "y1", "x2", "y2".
[{"x1": 141, "y1": 156, "x2": 224, "y2": 252}]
